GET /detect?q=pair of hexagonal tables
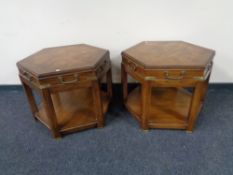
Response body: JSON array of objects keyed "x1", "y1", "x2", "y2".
[{"x1": 17, "y1": 41, "x2": 215, "y2": 138}]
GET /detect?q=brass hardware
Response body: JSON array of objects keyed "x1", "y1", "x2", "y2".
[
  {"x1": 164, "y1": 70, "x2": 186, "y2": 80},
  {"x1": 186, "y1": 131, "x2": 193, "y2": 134},
  {"x1": 127, "y1": 61, "x2": 137, "y2": 71},
  {"x1": 39, "y1": 84, "x2": 51, "y2": 89},
  {"x1": 145, "y1": 76, "x2": 156, "y2": 81},
  {"x1": 193, "y1": 76, "x2": 205, "y2": 81},
  {"x1": 190, "y1": 63, "x2": 213, "y2": 81},
  {"x1": 130, "y1": 64, "x2": 136, "y2": 71},
  {"x1": 58, "y1": 74, "x2": 79, "y2": 84},
  {"x1": 141, "y1": 129, "x2": 149, "y2": 133}
]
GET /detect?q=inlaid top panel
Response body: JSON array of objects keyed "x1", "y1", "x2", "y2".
[
  {"x1": 17, "y1": 44, "x2": 109, "y2": 78},
  {"x1": 122, "y1": 41, "x2": 215, "y2": 69}
]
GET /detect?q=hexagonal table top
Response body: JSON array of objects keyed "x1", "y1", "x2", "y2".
[
  {"x1": 122, "y1": 41, "x2": 215, "y2": 69},
  {"x1": 17, "y1": 44, "x2": 108, "y2": 78}
]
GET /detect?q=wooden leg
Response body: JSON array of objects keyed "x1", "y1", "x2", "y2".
[
  {"x1": 121, "y1": 63, "x2": 128, "y2": 103},
  {"x1": 187, "y1": 82, "x2": 203, "y2": 132},
  {"x1": 200, "y1": 75, "x2": 210, "y2": 103},
  {"x1": 141, "y1": 82, "x2": 151, "y2": 130},
  {"x1": 20, "y1": 77, "x2": 38, "y2": 121},
  {"x1": 107, "y1": 68, "x2": 112, "y2": 98},
  {"x1": 92, "y1": 80, "x2": 104, "y2": 128},
  {"x1": 40, "y1": 89, "x2": 61, "y2": 138}
]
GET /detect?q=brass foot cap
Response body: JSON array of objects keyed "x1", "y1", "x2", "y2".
[
  {"x1": 186, "y1": 131, "x2": 193, "y2": 134},
  {"x1": 141, "y1": 129, "x2": 149, "y2": 133}
]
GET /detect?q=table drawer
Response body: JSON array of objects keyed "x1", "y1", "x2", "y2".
[
  {"x1": 19, "y1": 57, "x2": 111, "y2": 88},
  {"x1": 145, "y1": 62, "x2": 213, "y2": 82},
  {"x1": 39, "y1": 71, "x2": 96, "y2": 87},
  {"x1": 19, "y1": 69, "x2": 95, "y2": 88},
  {"x1": 123, "y1": 58, "x2": 212, "y2": 83},
  {"x1": 147, "y1": 69, "x2": 203, "y2": 80}
]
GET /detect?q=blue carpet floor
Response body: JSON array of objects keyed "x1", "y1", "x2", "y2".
[{"x1": 0, "y1": 85, "x2": 232, "y2": 175}]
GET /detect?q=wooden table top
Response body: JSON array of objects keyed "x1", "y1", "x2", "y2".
[
  {"x1": 122, "y1": 41, "x2": 215, "y2": 69},
  {"x1": 17, "y1": 44, "x2": 108, "y2": 78}
]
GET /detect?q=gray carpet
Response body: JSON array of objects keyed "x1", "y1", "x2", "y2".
[{"x1": 0, "y1": 85, "x2": 232, "y2": 175}]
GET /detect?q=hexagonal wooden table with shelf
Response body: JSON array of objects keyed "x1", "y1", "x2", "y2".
[
  {"x1": 17, "y1": 44, "x2": 112, "y2": 138},
  {"x1": 121, "y1": 41, "x2": 215, "y2": 132}
]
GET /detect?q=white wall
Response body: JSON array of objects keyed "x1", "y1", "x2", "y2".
[{"x1": 0, "y1": 0, "x2": 233, "y2": 84}]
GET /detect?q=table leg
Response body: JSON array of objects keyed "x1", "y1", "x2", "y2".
[
  {"x1": 92, "y1": 80, "x2": 104, "y2": 128},
  {"x1": 40, "y1": 89, "x2": 61, "y2": 138},
  {"x1": 187, "y1": 82, "x2": 203, "y2": 132},
  {"x1": 20, "y1": 76, "x2": 38, "y2": 121},
  {"x1": 107, "y1": 68, "x2": 112, "y2": 98},
  {"x1": 141, "y1": 82, "x2": 151, "y2": 130},
  {"x1": 200, "y1": 75, "x2": 210, "y2": 103},
  {"x1": 121, "y1": 63, "x2": 128, "y2": 103}
]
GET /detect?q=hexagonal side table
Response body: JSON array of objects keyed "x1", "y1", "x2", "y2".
[
  {"x1": 121, "y1": 41, "x2": 215, "y2": 132},
  {"x1": 17, "y1": 44, "x2": 112, "y2": 138}
]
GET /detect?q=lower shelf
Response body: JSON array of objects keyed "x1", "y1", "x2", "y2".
[
  {"x1": 35, "y1": 88, "x2": 110, "y2": 134},
  {"x1": 126, "y1": 87, "x2": 193, "y2": 129}
]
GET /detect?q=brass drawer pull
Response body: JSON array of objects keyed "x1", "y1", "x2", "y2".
[
  {"x1": 58, "y1": 74, "x2": 79, "y2": 84},
  {"x1": 164, "y1": 71, "x2": 186, "y2": 80}
]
